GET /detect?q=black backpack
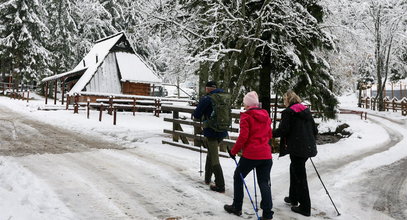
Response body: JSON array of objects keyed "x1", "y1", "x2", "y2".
[{"x1": 204, "y1": 92, "x2": 232, "y2": 132}]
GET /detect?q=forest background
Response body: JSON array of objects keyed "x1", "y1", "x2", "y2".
[{"x1": 0, "y1": 0, "x2": 406, "y2": 115}]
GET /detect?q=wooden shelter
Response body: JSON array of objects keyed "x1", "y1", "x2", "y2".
[{"x1": 42, "y1": 32, "x2": 162, "y2": 104}]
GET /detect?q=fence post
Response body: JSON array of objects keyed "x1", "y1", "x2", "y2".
[
  {"x1": 132, "y1": 98, "x2": 137, "y2": 116},
  {"x1": 27, "y1": 90, "x2": 29, "y2": 103},
  {"x1": 107, "y1": 96, "x2": 113, "y2": 115},
  {"x1": 61, "y1": 79, "x2": 65, "y2": 105},
  {"x1": 113, "y1": 107, "x2": 117, "y2": 125},
  {"x1": 193, "y1": 120, "x2": 202, "y2": 147},
  {"x1": 173, "y1": 110, "x2": 179, "y2": 142},
  {"x1": 87, "y1": 98, "x2": 90, "y2": 119},
  {"x1": 99, "y1": 104, "x2": 103, "y2": 121},
  {"x1": 402, "y1": 100, "x2": 407, "y2": 116},
  {"x1": 45, "y1": 81, "x2": 49, "y2": 104},
  {"x1": 74, "y1": 94, "x2": 79, "y2": 114},
  {"x1": 154, "y1": 99, "x2": 161, "y2": 117},
  {"x1": 66, "y1": 94, "x2": 70, "y2": 110},
  {"x1": 54, "y1": 80, "x2": 57, "y2": 105}
]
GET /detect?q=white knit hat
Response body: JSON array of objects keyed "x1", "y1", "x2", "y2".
[{"x1": 243, "y1": 91, "x2": 259, "y2": 107}]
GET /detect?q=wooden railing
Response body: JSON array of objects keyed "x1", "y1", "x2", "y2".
[
  {"x1": 161, "y1": 105, "x2": 241, "y2": 158},
  {"x1": 0, "y1": 82, "x2": 35, "y2": 102},
  {"x1": 361, "y1": 97, "x2": 407, "y2": 116},
  {"x1": 66, "y1": 93, "x2": 193, "y2": 125}
]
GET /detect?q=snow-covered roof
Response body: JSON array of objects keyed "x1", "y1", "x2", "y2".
[
  {"x1": 72, "y1": 33, "x2": 123, "y2": 72},
  {"x1": 66, "y1": 32, "x2": 162, "y2": 95},
  {"x1": 116, "y1": 52, "x2": 161, "y2": 84},
  {"x1": 42, "y1": 67, "x2": 88, "y2": 82}
]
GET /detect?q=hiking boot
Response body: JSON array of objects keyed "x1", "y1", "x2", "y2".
[
  {"x1": 210, "y1": 184, "x2": 225, "y2": 193},
  {"x1": 204, "y1": 180, "x2": 211, "y2": 185},
  {"x1": 284, "y1": 197, "x2": 298, "y2": 206},
  {"x1": 260, "y1": 218, "x2": 272, "y2": 220},
  {"x1": 224, "y1": 204, "x2": 242, "y2": 216},
  {"x1": 291, "y1": 206, "x2": 310, "y2": 217}
]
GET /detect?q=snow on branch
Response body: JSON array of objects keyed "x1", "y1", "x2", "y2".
[
  {"x1": 149, "y1": 13, "x2": 204, "y2": 39},
  {"x1": 216, "y1": 0, "x2": 244, "y2": 22}
]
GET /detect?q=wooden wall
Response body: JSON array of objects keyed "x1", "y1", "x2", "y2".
[{"x1": 122, "y1": 82, "x2": 150, "y2": 96}]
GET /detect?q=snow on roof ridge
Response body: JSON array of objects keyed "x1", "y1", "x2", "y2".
[{"x1": 94, "y1": 31, "x2": 124, "y2": 44}]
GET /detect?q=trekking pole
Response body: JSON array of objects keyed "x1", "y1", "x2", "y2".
[
  {"x1": 310, "y1": 158, "x2": 341, "y2": 216},
  {"x1": 198, "y1": 119, "x2": 203, "y2": 176},
  {"x1": 253, "y1": 168, "x2": 258, "y2": 212},
  {"x1": 232, "y1": 157, "x2": 260, "y2": 220}
]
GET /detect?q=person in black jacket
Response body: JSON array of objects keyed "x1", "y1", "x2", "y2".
[{"x1": 273, "y1": 90, "x2": 318, "y2": 217}]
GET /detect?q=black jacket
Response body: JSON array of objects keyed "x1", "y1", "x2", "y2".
[{"x1": 273, "y1": 103, "x2": 318, "y2": 158}]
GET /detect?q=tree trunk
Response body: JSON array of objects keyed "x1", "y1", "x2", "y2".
[
  {"x1": 374, "y1": 5, "x2": 383, "y2": 111},
  {"x1": 198, "y1": 62, "x2": 210, "y2": 98},
  {"x1": 259, "y1": 43, "x2": 271, "y2": 115}
]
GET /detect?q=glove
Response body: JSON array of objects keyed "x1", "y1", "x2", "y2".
[{"x1": 227, "y1": 149, "x2": 236, "y2": 160}]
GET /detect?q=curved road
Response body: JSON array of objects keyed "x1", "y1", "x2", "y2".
[
  {"x1": 1, "y1": 105, "x2": 406, "y2": 219},
  {"x1": 356, "y1": 114, "x2": 407, "y2": 220},
  {"x1": 0, "y1": 106, "x2": 236, "y2": 220}
]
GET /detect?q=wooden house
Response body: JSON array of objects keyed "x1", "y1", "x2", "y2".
[{"x1": 42, "y1": 32, "x2": 162, "y2": 103}]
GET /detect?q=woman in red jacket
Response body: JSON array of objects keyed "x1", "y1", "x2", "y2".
[{"x1": 224, "y1": 91, "x2": 274, "y2": 220}]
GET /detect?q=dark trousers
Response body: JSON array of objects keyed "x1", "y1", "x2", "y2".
[
  {"x1": 205, "y1": 137, "x2": 225, "y2": 188},
  {"x1": 289, "y1": 155, "x2": 311, "y2": 212},
  {"x1": 232, "y1": 157, "x2": 274, "y2": 219}
]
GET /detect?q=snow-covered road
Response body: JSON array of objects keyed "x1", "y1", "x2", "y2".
[
  {"x1": 0, "y1": 106, "x2": 244, "y2": 220},
  {"x1": 1, "y1": 96, "x2": 407, "y2": 220},
  {"x1": 355, "y1": 114, "x2": 407, "y2": 220}
]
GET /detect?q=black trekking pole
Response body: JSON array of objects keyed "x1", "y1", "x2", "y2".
[
  {"x1": 310, "y1": 158, "x2": 341, "y2": 216},
  {"x1": 231, "y1": 156, "x2": 260, "y2": 220},
  {"x1": 253, "y1": 168, "x2": 258, "y2": 212},
  {"x1": 198, "y1": 119, "x2": 204, "y2": 176}
]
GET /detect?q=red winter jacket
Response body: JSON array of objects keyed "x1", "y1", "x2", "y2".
[{"x1": 231, "y1": 107, "x2": 272, "y2": 160}]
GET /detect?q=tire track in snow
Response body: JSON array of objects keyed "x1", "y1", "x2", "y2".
[
  {"x1": 354, "y1": 115, "x2": 407, "y2": 220},
  {"x1": 270, "y1": 113, "x2": 405, "y2": 219},
  {"x1": 0, "y1": 106, "x2": 241, "y2": 220},
  {"x1": 17, "y1": 150, "x2": 239, "y2": 220},
  {"x1": 361, "y1": 157, "x2": 407, "y2": 220}
]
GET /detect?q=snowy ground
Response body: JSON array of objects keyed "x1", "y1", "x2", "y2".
[{"x1": 0, "y1": 94, "x2": 406, "y2": 220}]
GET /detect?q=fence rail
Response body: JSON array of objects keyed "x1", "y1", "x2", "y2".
[
  {"x1": 161, "y1": 105, "x2": 241, "y2": 157},
  {"x1": 361, "y1": 97, "x2": 407, "y2": 116}
]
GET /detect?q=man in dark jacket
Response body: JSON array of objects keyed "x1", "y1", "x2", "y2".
[
  {"x1": 273, "y1": 90, "x2": 317, "y2": 217},
  {"x1": 193, "y1": 81, "x2": 228, "y2": 193}
]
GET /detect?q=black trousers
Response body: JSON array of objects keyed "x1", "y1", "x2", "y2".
[
  {"x1": 289, "y1": 155, "x2": 311, "y2": 212},
  {"x1": 232, "y1": 157, "x2": 274, "y2": 219}
]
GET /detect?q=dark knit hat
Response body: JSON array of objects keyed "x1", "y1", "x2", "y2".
[{"x1": 205, "y1": 81, "x2": 217, "y2": 88}]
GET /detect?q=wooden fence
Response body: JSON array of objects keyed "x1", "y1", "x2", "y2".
[
  {"x1": 68, "y1": 92, "x2": 193, "y2": 125},
  {"x1": 361, "y1": 97, "x2": 407, "y2": 116},
  {"x1": 0, "y1": 82, "x2": 34, "y2": 102},
  {"x1": 161, "y1": 105, "x2": 241, "y2": 158}
]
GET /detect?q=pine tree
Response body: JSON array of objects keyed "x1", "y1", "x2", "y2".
[
  {"x1": 173, "y1": 0, "x2": 337, "y2": 117},
  {"x1": 0, "y1": 0, "x2": 50, "y2": 83},
  {"x1": 72, "y1": 0, "x2": 118, "y2": 58},
  {"x1": 45, "y1": 0, "x2": 78, "y2": 75}
]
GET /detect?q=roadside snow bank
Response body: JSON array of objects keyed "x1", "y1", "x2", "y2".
[{"x1": 0, "y1": 157, "x2": 74, "y2": 220}]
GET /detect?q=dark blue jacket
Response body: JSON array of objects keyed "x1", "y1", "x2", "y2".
[{"x1": 193, "y1": 89, "x2": 228, "y2": 138}]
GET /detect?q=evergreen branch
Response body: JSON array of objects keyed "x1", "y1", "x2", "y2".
[{"x1": 216, "y1": 0, "x2": 244, "y2": 22}]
